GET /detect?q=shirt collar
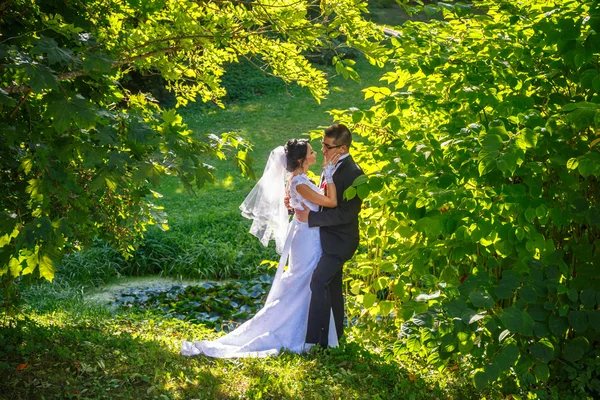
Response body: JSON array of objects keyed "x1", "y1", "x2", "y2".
[{"x1": 337, "y1": 153, "x2": 350, "y2": 164}]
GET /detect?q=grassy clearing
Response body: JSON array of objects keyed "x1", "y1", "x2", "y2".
[{"x1": 1, "y1": 293, "x2": 484, "y2": 400}]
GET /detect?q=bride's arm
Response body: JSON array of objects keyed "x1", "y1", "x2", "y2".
[{"x1": 296, "y1": 183, "x2": 337, "y2": 208}]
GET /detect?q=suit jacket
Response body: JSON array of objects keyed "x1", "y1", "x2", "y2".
[{"x1": 308, "y1": 155, "x2": 364, "y2": 260}]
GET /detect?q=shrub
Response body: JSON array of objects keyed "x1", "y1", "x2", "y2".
[{"x1": 330, "y1": 0, "x2": 600, "y2": 397}]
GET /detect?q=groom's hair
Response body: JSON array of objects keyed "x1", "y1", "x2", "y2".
[{"x1": 324, "y1": 124, "x2": 352, "y2": 148}]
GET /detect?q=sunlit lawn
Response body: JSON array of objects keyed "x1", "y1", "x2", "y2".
[{"x1": 1, "y1": 302, "x2": 479, "y2": 399}]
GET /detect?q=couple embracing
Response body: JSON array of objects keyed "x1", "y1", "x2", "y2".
[{"x1": 181, "y1": 124, "x2": 363, "y2": 358}]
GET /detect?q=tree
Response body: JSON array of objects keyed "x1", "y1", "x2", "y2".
[
  {"x1": 335, "y1": 0, "x2": 600, "y2": 394},
  {"x1": 0, "y1": 0, "x2": 386, "y2": 311}
]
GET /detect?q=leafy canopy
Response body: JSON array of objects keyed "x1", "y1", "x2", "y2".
[{"x1": 0, "y1": 0, "x2": 386, "y2": 308}]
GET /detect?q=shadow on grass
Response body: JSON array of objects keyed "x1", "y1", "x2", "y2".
[
  {"x1": 0, "y1": 316, "x2": 232, "y2": 400},
  {"x1": 181, "y1": 339, "x2": 478, "y2": 400}
]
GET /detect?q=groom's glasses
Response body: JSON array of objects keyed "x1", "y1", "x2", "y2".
[{"x1": 321, "y1": 141, "x2": 344, "y2": 150}]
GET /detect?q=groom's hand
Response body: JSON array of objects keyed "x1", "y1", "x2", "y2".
[
  {"x1": 295, "y1": 203, "x2": 310, "y2": 222},
  {"x1": 284, "y1": 193, "x2": 294, "y2": 215}
]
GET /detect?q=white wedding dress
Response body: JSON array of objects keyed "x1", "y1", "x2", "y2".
[{"x1": 181, "y1": 174, "x2": 337, "y2": 358}]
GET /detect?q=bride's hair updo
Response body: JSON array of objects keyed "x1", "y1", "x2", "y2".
[{"x1": 284, "y1": 139, "x2": 309, "y2": 172}]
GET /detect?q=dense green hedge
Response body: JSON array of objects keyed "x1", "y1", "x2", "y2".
[{"x1": 331, "y1": 0, "x2": 600, "y2": 397}]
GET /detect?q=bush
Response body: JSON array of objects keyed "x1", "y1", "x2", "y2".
[{"x1": 331, "y1": 0, "x2": 600, "y2": 397}]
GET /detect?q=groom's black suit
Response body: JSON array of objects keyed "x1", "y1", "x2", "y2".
[{"x1": 305, "y1": 155, "x2": 363, "y2": 347}]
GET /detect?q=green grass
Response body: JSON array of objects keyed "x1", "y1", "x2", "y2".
[{"x1": 1, "y1": 295, "x2": 483, "y2": 400}]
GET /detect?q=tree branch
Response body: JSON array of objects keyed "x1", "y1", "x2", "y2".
[{"x1": 9, "y1": 87, "x2": 31, "y2": 118}]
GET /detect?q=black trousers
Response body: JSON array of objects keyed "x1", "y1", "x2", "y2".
[{"x1": 305, "y1": 253, "x2": 346, "y2": 347}]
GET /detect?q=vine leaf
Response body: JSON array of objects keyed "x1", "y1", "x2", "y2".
[{"x1": 33, "y1": 37, "x2": 74, "y2": 65}]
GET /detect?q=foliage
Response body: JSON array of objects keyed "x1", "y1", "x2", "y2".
[
  {"x1": 113, "y1": 277, "x2": 274, "y2": 331},
  {"x1": 329, "y1": 0, "x2": 600, "y2": 396},
  {"x1": 0, "y1": 0, "x2": 387, "y2": 311}
]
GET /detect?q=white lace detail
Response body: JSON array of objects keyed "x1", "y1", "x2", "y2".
[{"x1": 289, "y1": 174, "x2": 321, "y2": 211}]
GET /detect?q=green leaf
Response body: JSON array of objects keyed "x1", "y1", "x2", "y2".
[
  {"x1": 484, "y1": 363, "x2": 500, "y2": 382},
  {"x1": 534, "y1": 321, "x2": 549, "y2": 338},
  {"x1": 45, "y1": 93, "x2": 97, "y2": 133},
  {"x1": 549, "y1": 314, "x2": 569, "y2": 337},
  {"x1": 469, "y1": 291, "x2": 495, "y2": 309},
  {"x1": 368, "y1": 176, "x2": 384, "y2": 192},
  {"x1": 459, "y1": 339, "x2": 474, "y2": 354},
  {"x1": 580, "y1": 290, "x2": 596, "y2": 308},
  {"x1": 482, "y1": 134, "x2": 504, "y2": 150},
  {"x1": 578, "y1": 156, "x2": 596, "y2": 178},
  {"x1": 25, "y1": 63, "x2": 58, "y2": 92},
  {"x1": 363, "y1": 293, "x2": 377, "y2": 309},
  {"x1": 566, "y1": 158, "x2": 579, "y2": 170},
  {"x1": 383, "y1": 115, "x2": 401, "y2": 132},
  {"x1": 496, "y1": 343, "x2": 519, "y2": 371},
  {"x1": 521, "y1": 128, "x2": 538, "y2": 148},
  {"x1": 478, "y1": 151, "x2": 499, "y2": 176},
  {"x1": 33, "y1": 36, "x2": 73, "y2": 65},
  {"x1": 514, "y1": 227, "x2": 525, "y2": 241},
  {"x1": 0, "y1": 88, "x2": 16, "y2": 107},
  {"x1": 406, "y1": 335, "x2": 421, "y2": 352},
  {"x1": 535, "y1": 204, "x2": 547, "y2": 219},
  {"x1": 473, "y1": 371, "x2": 487, "y2": 390},
  {"x1": 530, "y1": 340, "x2": 554, "y2": 363},
  {"x1": 593, "y1": 75, "x2": 600, "y2": 92},
  {"x1": 495, "y1": 284, "x2": 514, "y2": 300},
  {"x1": 568, "y1": 310, "x2": 589, "y2": 332},
  {"x1": 373, "y1": 276, "x2": 389, "y2": 291},
  {"x1": 588, "y1": 310, "x2": 600, "y2": 332},
  {"x1": 519, "y1": 285, "x2": 538, "y2": 303},
  {"x1": 562, "y1": 102, "x2": 600, "y2": 112},
  {"x1": 352, "y1": 110, "x2": 364, "y2": 124},
  {"x1": 568, "y1": 288, "x2": 578, "y2": 302},
  {"x1": 379, "y1": 300, "x2": 393, "y2": 316},
  {"x1": 563, "y1": 337, "x2": 590, "y2": 362},
  {"x1": 352, "y1": 175, "x2": 369, "y2": 186},
  {"x1": 38, "y1": 254, "x2": 56, "y2": 282},
  {"x1": 357, "y1": 184, "x2": 370, "y2": 200},
  {"x1": 8, "y1": 257, "x2": 22, "y2": 277},
  {"x1": 524, "y1": 208, "x2": 537, "y2": 223},
  {"x1": 461, "y1": 308, "x2": 486, "y2": 325},
  {"x1": 344, "y1": 186, "x2": 357, "y2": 200},
  {"x1": 83, "y1": 51, "x2": 115, "y2": 74},
  {"x1": 533, "y1": 363, "x2": 549, "y2": 382},
  {"x1": 392, "y1": 283, "x2": 405, "y2": 299},
  {"x1": 499, "y1": 306, "x2": 523, "y2": 333}
]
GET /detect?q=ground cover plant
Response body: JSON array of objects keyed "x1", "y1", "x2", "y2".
[{"x1": 114, "y1": 276, "x2": 274, "y2": 331}]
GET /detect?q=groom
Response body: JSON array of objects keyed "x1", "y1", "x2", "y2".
[{"x1": 295, "y1": 123, "x2": 364, "y2": 348}]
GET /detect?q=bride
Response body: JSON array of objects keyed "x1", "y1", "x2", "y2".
[{"x1": 181, "y1": 138, "x2": 340, "y2": 358}]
